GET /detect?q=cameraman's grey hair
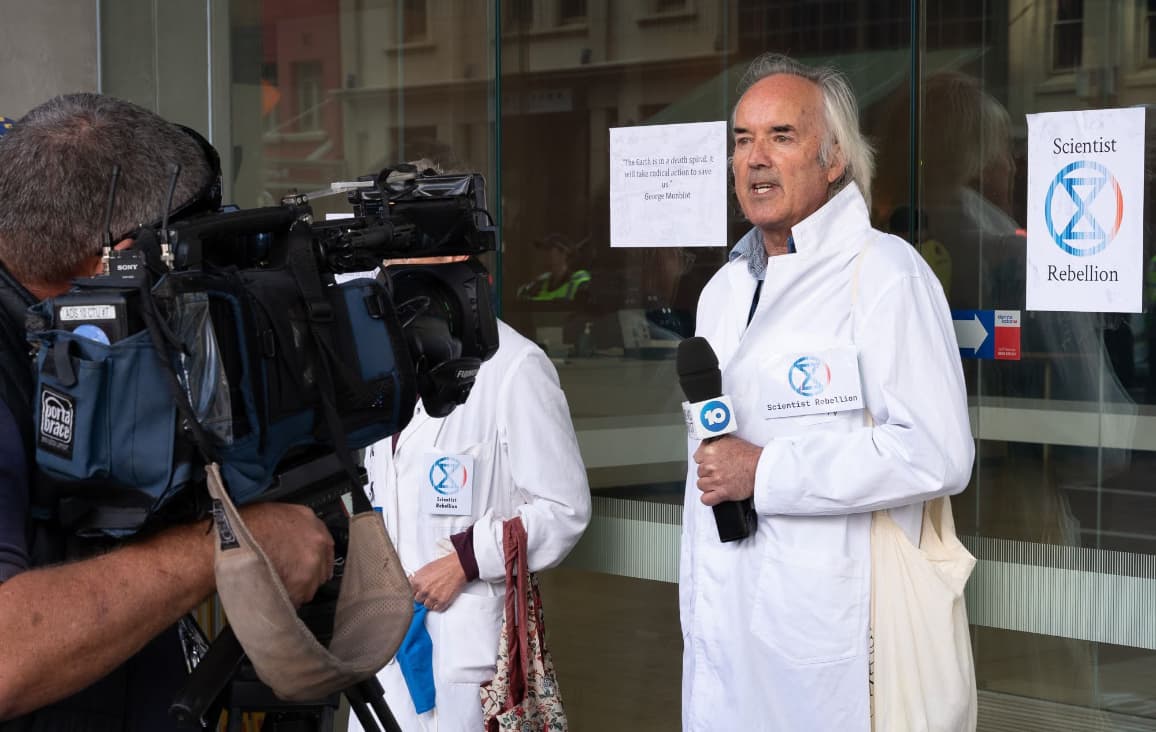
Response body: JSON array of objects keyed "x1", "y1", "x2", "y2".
[
  {"x1": 0, "y1": 93, "x2": 212, "y2": 285},
  {"x1": 733, "y1": 53, "x2": 875, "y2": 208}
]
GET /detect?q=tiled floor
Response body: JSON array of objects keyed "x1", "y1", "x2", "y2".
[
  {"x1": 537, "y1": 568, "x2": 682, "y2": 730},
  {"x1": 538, "y1": 568, "x2": 1156, "y2": 731}
]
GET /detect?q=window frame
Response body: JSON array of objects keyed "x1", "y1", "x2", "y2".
[{"x1": 1050, "y1": 0, "x2": 1084, "y2": 73}]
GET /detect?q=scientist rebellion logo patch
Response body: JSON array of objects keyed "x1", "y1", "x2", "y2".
[
  {"x1": 1045, "y1": 160, "x2": 1123, "y2": 257},
  {"x1": 429, "y1": 456, "x2": 468, "y2": 496},
  {"x1": 38, "y1": 387, "x2": 75, "y2": 459},
  {"x1": 788, "y1": 355, "x2": 832, "y2": 397}
]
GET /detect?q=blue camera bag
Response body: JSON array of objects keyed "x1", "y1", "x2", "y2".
[{"x1": 29, "y1": 269, "x2": 415, "y2": 537}]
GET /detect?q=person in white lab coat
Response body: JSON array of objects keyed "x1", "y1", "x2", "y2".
[
  {"x1": 680, "y1": 53, "x2": 975, "y2": 731},
  {"x1": 350, "y1": 318, "x2": 591, "y2": 732}
]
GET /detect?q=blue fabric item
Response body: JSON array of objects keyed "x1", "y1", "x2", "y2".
[
  {"x1": 0, "y1": 116, "x2": 13, "y2": 137},
  {"x1": 395, "y1": 601, "x2": 436, "y2": 714}
]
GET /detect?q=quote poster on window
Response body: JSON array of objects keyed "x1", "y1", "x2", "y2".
[
  {"x1": 1026, "y1": 107, "x2": 1145, "y2": 312},
  {"x1": 609, "y1": 121, "x2": 727, "y2": 248}
]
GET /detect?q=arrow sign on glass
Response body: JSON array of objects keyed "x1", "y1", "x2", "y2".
[{"x1": 951, "y1": 310, "x2": 1021, "y2": 361}]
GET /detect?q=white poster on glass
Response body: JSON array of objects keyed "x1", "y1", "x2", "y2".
[
  {"x1": 609, "y1": 121, "x2": 728, "y2": 248},
  {"x1": 1025, "y1": 107, "x2": 1145, "y2": 312}
]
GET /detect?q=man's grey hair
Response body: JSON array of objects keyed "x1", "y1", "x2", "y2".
[
  {"x1": 733, "y1": 53, "x2": 875, "y2": 208},
  {"x1": 0, "y1": 93, "x2": 212, "y2": 285}
]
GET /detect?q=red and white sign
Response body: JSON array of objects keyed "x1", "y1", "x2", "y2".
[{"x1": 994, "y1": 309, "x2": 1021, "y2": 361}]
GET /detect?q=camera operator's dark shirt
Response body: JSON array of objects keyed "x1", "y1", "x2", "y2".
[
  {"x1": 0, "y1": 396, "x2": 30, "y2": 581},
  {"x1": 0, "y1": 265, "x2": 33, "y2": 584},
  {"x1": 0, "y1": 268, "x2": 188, "y2": 732}
]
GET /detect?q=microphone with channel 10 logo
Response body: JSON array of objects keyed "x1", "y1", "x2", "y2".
[{"x1": 677, "y1": 336, "x2": 754, "y2": 543}]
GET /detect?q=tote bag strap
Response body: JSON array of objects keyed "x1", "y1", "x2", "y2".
[
  {"x1": 853, "y1": 242, "x2": 948, "y2": 539},
  {"x1": 501, "y1": 516, "x2": 533, "y2": 709}
]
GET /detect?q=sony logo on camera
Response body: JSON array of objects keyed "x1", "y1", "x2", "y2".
[{"x1": 38, "y1": 387, "x2": 75, "y2": 459}]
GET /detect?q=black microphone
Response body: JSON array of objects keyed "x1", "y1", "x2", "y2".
[{"x1": 677, "y1": 337, "x2": 755, "y2": 543}]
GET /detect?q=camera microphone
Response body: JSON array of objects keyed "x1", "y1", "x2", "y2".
[{"x1": 677, "y1": 336, "x2": 754, "y2": 543}]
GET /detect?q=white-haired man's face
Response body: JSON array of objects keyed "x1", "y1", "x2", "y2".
[{"x1": 731, "y1": 74, "x2": 845, "y2": 251}]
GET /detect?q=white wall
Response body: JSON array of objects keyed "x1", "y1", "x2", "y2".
[{"x1": 0, "y1": 0, "x2": 99, "y2": 118}]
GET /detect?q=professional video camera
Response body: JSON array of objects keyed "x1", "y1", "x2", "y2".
[
  {"x1": 22, "y1": 150, "x2": 499, "y2": 730},
  {"x1": 26, "y1": 162, "x2": 499, "y2": 538}
]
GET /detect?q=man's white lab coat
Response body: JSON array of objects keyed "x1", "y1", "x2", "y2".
[
  {"x1": 680, "y1": 184, "x2": 975, "y2": 731},
  {"x1": 351, "y1": 320, "x2": 591, "y2": 732}
]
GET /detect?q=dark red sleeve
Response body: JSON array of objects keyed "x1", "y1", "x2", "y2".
[{"x1": 450, "y1": 525, "x2": 479, "y2": 582}]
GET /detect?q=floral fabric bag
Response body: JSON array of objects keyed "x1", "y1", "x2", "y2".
[{"x1": 479, "y1": 516, "x2": 567, "y2": 731}]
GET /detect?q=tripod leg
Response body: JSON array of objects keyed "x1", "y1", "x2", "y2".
[
  {"x1": 345, "y1": 694, "x2": 381, "y2": 732},
  {"x1": 171, "y1": 625, "x2": 246, "y2": 729},
  {"x1": 345, "y1": 677, "x2": 402, "y2": 732},
  {"x1": 226, "y1": 706, "x2": 242, "y2": 732}
]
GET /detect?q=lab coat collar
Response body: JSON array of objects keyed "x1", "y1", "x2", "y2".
[
  {"x1": 711, "y1": 259, "x2": 758, "y2": 369},
  {"x1": 393, "y1": 400, "x2": 440, "y2": 455},
  {"x1": 713, "y1": 183, "x2": 869, "y2": 371},
  {"x1": 788, "y1": 183, "x2": 871, "y2": 258}
]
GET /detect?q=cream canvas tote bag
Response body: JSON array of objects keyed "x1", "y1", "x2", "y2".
[
  {"x1": 869, "y1": 497, "x2": 977, "y2": 732},
  {"x1": 849, "y1": 242, "x2": 977, "y2": 731}
]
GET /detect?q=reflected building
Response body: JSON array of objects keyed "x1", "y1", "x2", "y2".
[{"x1": 261, "y1": 0, "x2": 347, "y2": 202}]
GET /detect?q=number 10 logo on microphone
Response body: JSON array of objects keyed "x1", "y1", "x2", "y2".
[{"x1": 699, "y1": 400, "x2": 732, "y2": 433}]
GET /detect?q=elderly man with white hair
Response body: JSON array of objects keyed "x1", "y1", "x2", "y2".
[{"x1": 680, "y1": 53, "x2": 975, "y2": 730}]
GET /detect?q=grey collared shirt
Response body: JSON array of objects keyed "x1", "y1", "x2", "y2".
[{"x1": 728, "y1": 228, "x2": 795, "y2": 281}]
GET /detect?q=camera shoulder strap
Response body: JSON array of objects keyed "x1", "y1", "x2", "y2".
[
  {"x1": 285, "y1": 226, "x2": 371, "y2": 515},
  {"x1": 138, "y1": 280, "x2": 216, "y2": 463}
]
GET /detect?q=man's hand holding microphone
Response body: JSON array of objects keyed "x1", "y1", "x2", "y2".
[{"x1": 677, "y1": 337, "x2": 761, "y2": 542}]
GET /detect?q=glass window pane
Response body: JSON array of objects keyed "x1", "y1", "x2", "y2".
[
  {"x1": 403, "y1": 0, "x2": 428, "y2": 40},
  {"x1": 920, "y1": 0, "x2": 1156, "y2": 726},
  {"x1": 70, "y1": 0, "x2": 1156, "y2": 726},
  {"x1": 1149, "y1": 12, "x2": 1156, "y2": 59},
  {"x1": 1057, "y1": 0, "x2": 1084, "y2": 22},
  {"x1": 559, "y1": 0, "x2": 587, "y2": 24},
  {"x1": 1053, "y1": 21, "x2": 1083, "y2": 70}
]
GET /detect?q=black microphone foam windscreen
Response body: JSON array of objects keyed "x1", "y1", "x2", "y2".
[
  {"x1": 677, "y1": 335, "x2": 754, "y2": 543},
  {"x1": 677, "y1": 336, "x2": 722, "y2": 403}
]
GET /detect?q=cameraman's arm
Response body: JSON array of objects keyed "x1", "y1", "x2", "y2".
[
  {"x1": 0, "y1": 502, "x2": 332, "y2": 720},
  {"x1": 0, "y1": 520, "x2": 214, "y2": 719}
]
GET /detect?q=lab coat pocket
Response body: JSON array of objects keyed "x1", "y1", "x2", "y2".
[
  {"x1": 437, "y1": 589, "x2": 505, "y2": 684},
  {"x1": 751, "y1": 543, "x2": 868, "y2": 665}
]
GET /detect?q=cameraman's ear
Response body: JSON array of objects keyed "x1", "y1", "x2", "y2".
[
  {"x1": 77, "y1": 254, "x2": 104, "y2": 278},
  {"x1": 77, "y1": 239, "x2": 133, "y2": 277}
]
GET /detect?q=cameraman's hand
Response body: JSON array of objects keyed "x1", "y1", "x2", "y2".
[
  {"x1": 239, "y1": 503, "x2": 335, "y2": 606},
  {"x1": 411, "y1": 554, "x2": 467, "y2": 612}
]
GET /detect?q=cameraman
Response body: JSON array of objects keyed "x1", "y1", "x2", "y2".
[{"x1": 0, "y1": 93, "x2": 334, "y2": 728}]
